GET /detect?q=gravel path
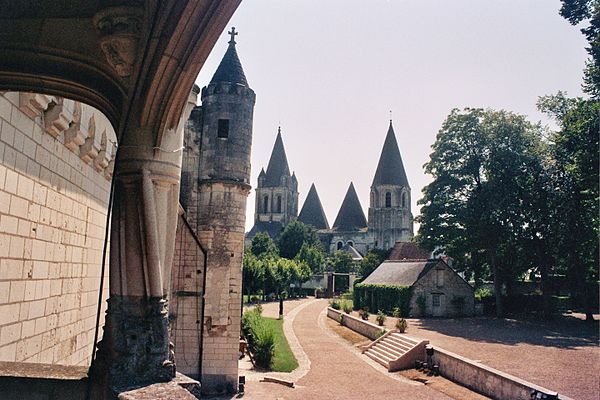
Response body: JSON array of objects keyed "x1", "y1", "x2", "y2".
[{"x1": 237, "y1": 299, "x2": 451, "y2": 399}]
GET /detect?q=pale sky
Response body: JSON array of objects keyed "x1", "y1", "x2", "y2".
[{"x1": 195, "y1": 0, "x2": 588, "y2": 232}]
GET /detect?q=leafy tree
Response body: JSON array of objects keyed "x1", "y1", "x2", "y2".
[
  {"x1": 242, "y1": 250, "x2": 265, "y2": 300},
  {"x1": 560, "y1": 0, "x2": 600, "y2": 98},
  {"x1": 278, "y1": 220, "x2": 320, "y2": 259},
  {"x1": 359, "y1": 248, "x2": 390, "y2": 278},
  {"x1": 330, "y1": 251, "x2": 354, "y2": 273},
  {"x1": 250, "y1": 232, "x2": 278, "y2": 258},
  {"x1": 539, "y1": 93, "x2": 599, "y2": 320},
  {"x1": 416, "y1": 108, "x2": 546, "y2": 317},
  {"x1": 295, "y1": 242, "x2": 325, "y2": 274}
]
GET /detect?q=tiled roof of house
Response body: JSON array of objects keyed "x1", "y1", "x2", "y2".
[{"x1": 361, "y1": 260, "x2": 440, "y2": 286}]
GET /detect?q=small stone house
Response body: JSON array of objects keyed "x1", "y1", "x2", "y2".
[{"x1": 362, "y1": 259, "x2": 475, "y2": 317}]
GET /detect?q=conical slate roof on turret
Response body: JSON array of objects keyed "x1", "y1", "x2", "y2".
[
  {"x1": 298, "y1": 183, "x2": 329, "y2": 229},
  {"x1": 333, "y1": 183, "x2": 367, "y2": 231},
  {"x1": 210, "y1": 27, "x2": 248, "y2": 87},
  {"x1": 263, "y1": 128, "x2": 291, "y2": 187},
  {"x1": 372, "y1": 121, "x2": 409, "y2": 188}
]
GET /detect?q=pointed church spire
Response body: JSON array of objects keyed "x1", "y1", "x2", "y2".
[
  {"x1": 210, "y1": 27, "x2": 248, "y2": 86},
  {"x1": 298, "y1": 183, "x2": 330, "y2": 229},
  {"x1": 372, "y1": 120, "x2": 409, "y2": 187},
  {"x1": 333, "y1": 182, "x2": 367, "y2": 231},
  {"x1": 263, "y1": 127, "x2": 291, "y2": 186}
]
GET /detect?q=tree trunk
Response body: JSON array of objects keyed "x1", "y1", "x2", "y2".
[{"x1": 491, "y1": 252, "x2": 503, "y2": 318}]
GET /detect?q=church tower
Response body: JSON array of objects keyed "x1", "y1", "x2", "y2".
[
  {"x1": 248, "y1": 128, "x2": 298, "y2": 238},
  {"x1": 193, "y1": 28, "x2": 255, "y2": 393},
  {"x1": 368, "y1": 121, "x2": 413, "y2": 250}
]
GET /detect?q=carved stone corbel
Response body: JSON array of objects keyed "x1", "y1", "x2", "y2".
[
  {"x1": 94, "y1": 129, "x2": 112, "y2": 172},
  {"x1": 80, "y1": 115, "x2": 100, "y2": 164},
  {"x1": 19, "y1": 93, "x2": 51, "y2": 118},
  {"x1": 44, "y1": 97, "x2": 72, "y2": 138},
  {"x1": 64, "y1": 102, "x2": 88, "y2": 151},
  {"x1": 105, "y1": 152, "x2": 116, "y2": 181},
  {"x1": 93, "y1": 6, "x2": 144, "y2": 78}
]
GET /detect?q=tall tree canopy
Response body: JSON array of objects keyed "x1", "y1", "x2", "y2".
[
  {"x1": 278, "y1": 220, "x2": 321, "y2": 259},
  {"x1": 416, "y1": 108, "x2": 546, "y2": 317},
  {"x1": 560, "y1": 0, "x2": 600, "y2": 98}
]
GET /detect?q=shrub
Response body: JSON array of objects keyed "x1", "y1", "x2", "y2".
[
  {"x1": 416, "y1": 293, "x2": 427, "y2": 316},
  {"x1": 252, "y1": 322, "x2": 275, "y2": 368},
  {"x1": 353, "y1": 283, "x2": 412, "y2": 316},
  {"x1": 330, "y1": 300, "x2": 341, "y2": 310},
  {"x1": 392, "y1": 307, "x2": 402, "y2": 318},
  {"x1": 359, "y1": 307, "x2": 370, "y2": 320},
  {"x1": 376, "y1": 310, "x2": 386, "y2": 326},
  {"x1": 341, "y1": 291, "x2": 353, "y2": 301},
  {"x1": 339, "y1": 314, "x2": 345, "y2": 325},
  {"x1": 474, "y1": 287, "x2": 493, "y2": 302},
  {"x1": 396, "y1": 318, "x2": 408, "y2": 333},
  {"x1": 241, "y1": 308, "x2": 275, "y2": 369},
  {"x1": 375, "y1": 329, "x2": 386, "y2": 339},
  {"x1": 342, "y1": 301, "x2": 353, "y2": 314}
]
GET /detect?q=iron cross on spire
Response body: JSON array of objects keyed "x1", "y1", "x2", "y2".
[{"x1": 228, "y1": 27, "x2": 238, "y2": 44}]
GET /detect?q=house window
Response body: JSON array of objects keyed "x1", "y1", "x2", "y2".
[
  {"x1": 402, "y1": 193, "x2": 407, "y2": 208},
  {"x1": 276, "y1": 195, "x2": 282, "y2": 213},
  {"x1": 432, "y1": 294, "x2": 441, "y2": 307},
  {"x1": 337, "y1": 241, "x2": 343, "y2": 250},
  {"x1": 436, "y1": 269, "x2": 444, "y2": 287},
  {"x1": 263, "y1": 195, "x2": 269, "y2": 213},
  {"x1": 347, "y1": 241, "x2": 354, "y2": 247},
  {"x1": 217, "y1": 119, "x2": 229, "y2": 139},
  {"x1": 385, "y1": 192, "x2": 391, "y2": 208}
]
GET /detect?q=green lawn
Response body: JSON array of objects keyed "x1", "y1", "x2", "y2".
[{"x1": 261, "y1": 317, "x2": 298, "y2": 372}]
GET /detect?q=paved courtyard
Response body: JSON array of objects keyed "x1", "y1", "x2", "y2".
[
  {"x1": 236, "y1": 298, "x2": 452, "y2": 399},
  {"x1": 233, "y1": 298, "x2": 599, "y2": 400},
  {"x1": 378, "y1": 313, "x2": 600, "y2": 400}
]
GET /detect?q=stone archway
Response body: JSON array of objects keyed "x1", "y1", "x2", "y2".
[{"x1": 0, "y1": 0, "x2": 242, "y2": 391}]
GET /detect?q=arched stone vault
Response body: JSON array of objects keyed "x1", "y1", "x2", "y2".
[{"x1": 0, "y1": 0, "x2": 242, "y2": 391}]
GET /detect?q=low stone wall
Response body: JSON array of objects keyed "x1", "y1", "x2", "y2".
[
  {"x1": 327, "y1": 307, "x2": 385, "y2": 340},
  {"x1": 432, "y1": 347, "x2": 572, "y2": 400}
]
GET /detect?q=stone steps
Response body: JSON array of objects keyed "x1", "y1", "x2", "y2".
[{"x1": 364, "y1": 332, "x2": 429, "y2": 372}]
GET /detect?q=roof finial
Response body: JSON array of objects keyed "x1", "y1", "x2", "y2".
[
  {"x1": 278, "y1": 123, "x2": 281, "y2": 135},
  {"x1": 389, "y1": 110, "x2": 393, "y2": 124},
  {"x1": 228, "y1": 27, "x2": 238, "y2": 45}
]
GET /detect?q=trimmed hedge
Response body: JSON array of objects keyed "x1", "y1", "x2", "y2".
[{"x1": 353, "y1": 283, "x2": 413, "y2": 317}]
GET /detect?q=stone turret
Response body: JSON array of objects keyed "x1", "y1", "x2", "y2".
[
  {"x1": 189, "y1": 27, "x2": 255, "y2": 393},
  {"x1": 247, "y1": 127, "x2": 299, "y2": 239},
  {"x1": 368, "y1": 120, "x2": 413, "y2": 249}
]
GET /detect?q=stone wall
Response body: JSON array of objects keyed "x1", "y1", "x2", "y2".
[
  {"x1": 327, "y1": 307, "x2": 385, "y2": 340},
  {"x1": 432, "y1": 347, "x2": 571, "y2": 400},
  {"x1": 170, "y1": 212, "x2": 206, "y2": 378},
  {"x1": 0, "y1": 91, "x2": 115, "y2": 366}
]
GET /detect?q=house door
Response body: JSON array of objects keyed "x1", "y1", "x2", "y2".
[{"x1": 432, "y1": 293, "x2": 444, "y2": 317}]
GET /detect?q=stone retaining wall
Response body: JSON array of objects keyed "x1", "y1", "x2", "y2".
[
  {"x1": 432, "y1": 347, "x2": 573, "y2": 400},
  {"x1": 327, "y1": 307, "x2": 385, "y2": 340}
]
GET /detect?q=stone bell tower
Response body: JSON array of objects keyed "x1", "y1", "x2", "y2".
[
  {"x1": 194, "y1": 27, "x2": 255, "y2": 393},
  {"x1": 368, "y1": 120, "x2": 413, "y2": 250}
]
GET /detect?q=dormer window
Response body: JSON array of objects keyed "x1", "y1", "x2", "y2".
[
  {"x1": 385, "y1": 192, "x2": 392, "y2": 208},
  {"x1": 276, "y1": 195, "x2": 282, "y2": 213},
  {"x1": 263, "y1": 195, "x2": 269, "y2": 213},
  {"x1": 337, "y1": 241, "x2": 343, "y2": 250},
  {"x1": 217, "y1": 119, "x2": 229, "y2": 139},
  {"x1": 402, "y1": 192, "x2": 407, "y2": 208}
]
